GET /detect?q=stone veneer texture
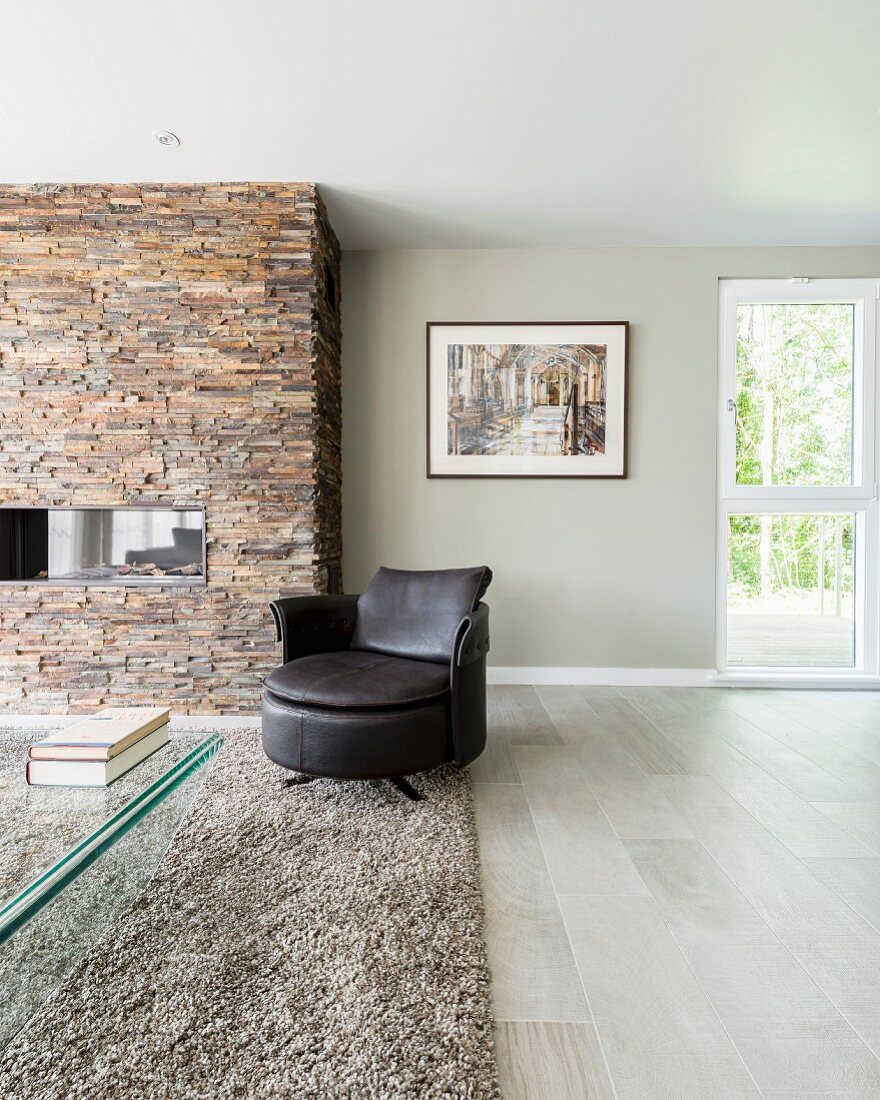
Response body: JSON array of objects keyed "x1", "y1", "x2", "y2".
[{"x1": 0, "y1": 183, "x2": 341, "y2": 713}]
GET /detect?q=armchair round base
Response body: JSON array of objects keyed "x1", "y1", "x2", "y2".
[{"x1": 261, "y1": 690, "x2": 452, "y2": 781}]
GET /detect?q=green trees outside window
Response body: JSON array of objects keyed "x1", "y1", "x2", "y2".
[
  {"x1": 735, "y1": 303, "x2": 854, "y2": 488},
  {"x1": 728, "y1": 513, "x2": 854, "y2": 609},
  {"x1": 730, "y1": 304, "x2": 855, "y2": 622}
]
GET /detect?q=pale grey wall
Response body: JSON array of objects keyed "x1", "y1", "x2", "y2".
[{"x1": 341, "y1": 248, "x2": 880, "y2": 670}]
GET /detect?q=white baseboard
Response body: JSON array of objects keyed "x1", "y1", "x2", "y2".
[
  {"x1": 712, "y1": 671, "x2": 880, "y2": 689},
  {"x1": 487, "y1": 666, "x2": 716, "y2": 687}
]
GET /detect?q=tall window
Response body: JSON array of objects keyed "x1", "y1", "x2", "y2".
[{"x1": 718, "y1": 279, "x2": 878, "y2": 675}]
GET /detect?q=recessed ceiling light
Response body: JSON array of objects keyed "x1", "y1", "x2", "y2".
[{"x1": 153, "y1": 130, "x2": 180, "y2": 148}]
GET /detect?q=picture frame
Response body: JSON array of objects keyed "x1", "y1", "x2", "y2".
[{"x1": 426, "y1": 321, "x2": 629, "y2": 478}]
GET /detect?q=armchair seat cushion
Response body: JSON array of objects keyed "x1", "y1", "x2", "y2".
[{"x1": 263, "y1": 651, "x2": 450, "y2": 710}]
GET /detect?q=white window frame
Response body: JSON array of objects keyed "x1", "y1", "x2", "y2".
[{"x1": 717, "y1": 278, "x2": 880, "y2": 682}]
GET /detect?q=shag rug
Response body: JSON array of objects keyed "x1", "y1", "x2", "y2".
[{"x1": 0, "y1": 728, "x2": 500, "y2": 1099}]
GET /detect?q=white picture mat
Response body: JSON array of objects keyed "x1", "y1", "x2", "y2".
[{"x1": 429, "y1": 323, "x2": 627, "y2": 476}]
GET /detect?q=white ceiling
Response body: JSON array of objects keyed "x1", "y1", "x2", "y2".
[{"x1": 2, "y1": 0, "x2": 878, "y2": 249}]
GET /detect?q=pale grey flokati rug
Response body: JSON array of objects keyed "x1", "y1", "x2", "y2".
[{"x1": 0, "y1": 729, "x2": 500, "y2": 1099}]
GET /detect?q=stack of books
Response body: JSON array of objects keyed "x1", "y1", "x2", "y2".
[{"x1": 26, "y1": 707, "x2": 171, "y2": 787}]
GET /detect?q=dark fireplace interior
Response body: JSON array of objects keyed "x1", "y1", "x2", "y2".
[
  {"x1": 0, "y1": 507, "x2": 205, "y2": 585},
  {"x1": 0, "y1": 509, "x2": 48, "y2": 581}
]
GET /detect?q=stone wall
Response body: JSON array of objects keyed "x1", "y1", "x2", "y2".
[{"x1": 0, "y1": 183, "x2": 341, "y2": 713}]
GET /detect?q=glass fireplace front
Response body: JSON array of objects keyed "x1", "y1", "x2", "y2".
[{"x1": 0, "y1": 507, "x2": 205, "y2": 585}]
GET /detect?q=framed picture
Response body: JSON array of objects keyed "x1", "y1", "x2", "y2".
[{"x1": 426, "y1": 321, "x2": 628, "y2": 478}]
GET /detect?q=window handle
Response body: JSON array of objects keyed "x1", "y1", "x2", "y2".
[{"x1": 726, "y1": 398, "x2": 737, "y2": 422}]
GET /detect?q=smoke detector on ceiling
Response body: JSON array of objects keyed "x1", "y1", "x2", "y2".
[{"x1": 153, "y1": 130, "x2": 180, "y2": 148}]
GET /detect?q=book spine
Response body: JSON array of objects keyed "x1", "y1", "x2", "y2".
[{"x1": 27, "y1": 744, "x2": 113, "y2": 762}]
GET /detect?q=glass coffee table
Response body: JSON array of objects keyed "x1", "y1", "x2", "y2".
[{"x1": 0, "y1": 728, "x2": 222, "y2": 1049}]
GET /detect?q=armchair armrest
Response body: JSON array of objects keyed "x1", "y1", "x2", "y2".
[
  {"x1": 454, "y1": 603, "x2": 490, "y2": 667},
  {"x1": 269, "y1": 594, "x2": 359, "y2": 665},
  {"x1": 450, "y1": 602, "x2": 490, "y2": 768}
]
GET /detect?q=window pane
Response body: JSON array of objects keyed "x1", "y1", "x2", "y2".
[
  {"x1": 727, "y1": 514, "x2": 855, "y2": 667},
  {"x1": 735, "y1": 303, "x2": 854, "y2": 486}
]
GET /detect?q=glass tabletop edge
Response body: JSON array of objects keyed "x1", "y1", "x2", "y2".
[{"x1": 0, "y1": 733, "x2": 223, "y2": 944}]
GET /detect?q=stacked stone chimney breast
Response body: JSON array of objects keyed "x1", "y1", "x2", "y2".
[{"x1": 0, "y1": 182, "x2": 341, "y2": 714}]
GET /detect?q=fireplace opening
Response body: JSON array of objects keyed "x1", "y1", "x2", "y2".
[{"x1": 0, "y1": 506, "x2": 205, "y2": 585}]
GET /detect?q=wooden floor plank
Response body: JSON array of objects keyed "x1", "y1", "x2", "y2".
[
  {"x1": 616, "y1": 685, "x2": 692, "y2": 722},
  {"x1": 721, "y1": 694, "x2": 879, "y2": 770},
  {"x1": 706, "y1": 766, "x2": 871, "y2": 858},
  {"x1": 494, "y1": 1021, "x2": 615, "y2": 1100},
  {"x1": 533, "y1": 685, "x2": 601, "y2": 743},
  {"x1": 820, "y1": 766, "x2": 880, "y2": 800},
  {"x1": 558, "y1": 894, "x2": 760, "y2": 1098},
  {"x1": 623, "y1": 838, "x2": 768, "y2": 934},
  {"x1": 652, "y1": 774, "x2": 880, "y2": 1056},
  {"x1": 803, "y1": 857, "x2": 880, "y2": 934},
  {"x1": 514, "y1": 745, "x2": 650, "y2": 895},
  {"x1": 649, "y1": 775, "x2": 870, "y2": 933},
  {"x1": 582, "y1": 698, "x2": 691, "y2": 775},
  {"x1": 470, "y1": 686, "x2": 563, "y2": 783},
  {"x1": 654, "y1": 708, "x2": 860, "y2": 802},
  {"x1": 471, "y1": 780, "x2": 590, "y2": 1022},
  {"x1": 577, "y1": 757, "x2": 695, "y2": 839},
  {"x1": 790, "y1": 693, "x2": 880, "y2": 733},
  {"x1": 811, "y1": 802, "x2": 880, "y2": 857},
  {"x1": 626, "y1": 839, "x2": 880, "y2": 1097},
  {"x1": 496, "y1": 685, "x2": 564, "y2": 743},
  {"x1": 478, "y1": 688, "x2": 880, "y2": 1095},
  {"x1": 537, "y1": 686, "x2": 650, "y2": 771},
  {"x1": 626, "y1": 710, "x2": 868, "y2": 854}
]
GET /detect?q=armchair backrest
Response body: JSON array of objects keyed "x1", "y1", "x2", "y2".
[{"x1": 351, "y1": 566, "x2": 492, "y2": 664}]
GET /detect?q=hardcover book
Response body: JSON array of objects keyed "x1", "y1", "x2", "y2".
[
  {"x1": 26, "y1": 724, "x2": 170, "y2": 787},
  {"x1": 28, "y1": 707, "x2": 170, "y2": 762}
]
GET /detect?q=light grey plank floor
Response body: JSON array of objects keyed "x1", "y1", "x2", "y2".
[
  {"x1": 470, "y1": 685, "x2": 564, "y2": 783},
  {"x1": 560, "y1": 893, "x2": 760, "y2": 1098},
  {"x1": 577, "y1": 757, "x2": 694, "y2": 840},
  {"x1": 475, "y1": 686, "x2": 880, "y2": 1099},
  {"x1": 514, "y1": 745, "x2": 650, "y2": 895},
  {"x1": 494, "y1": 1022, "x2": 615, "y2": 1100},
  {"x1": 812, "y1": 802, "x2": 880, "y2": 856},
  {"x1": 803, "y1": 857, "x2": 880, "y2": 933},
  {"x1": 471, "y1": 778, "x2": 590, "y2": 1022},
  {"x1": 626, "y1": 839, "x2": 880, "y2": 1098}
]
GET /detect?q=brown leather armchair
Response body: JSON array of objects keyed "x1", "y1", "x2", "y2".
[{"x1": 261, "y1": 566, "x2": 492, "y2": 799}]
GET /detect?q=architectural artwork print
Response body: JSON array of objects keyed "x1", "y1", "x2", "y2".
[
  {"x1": 447, "y1": 343, "x2": 606, "y2": 457},
  {"x1": 427, "y1": 322, "x2": 628, "y2": 477}
]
